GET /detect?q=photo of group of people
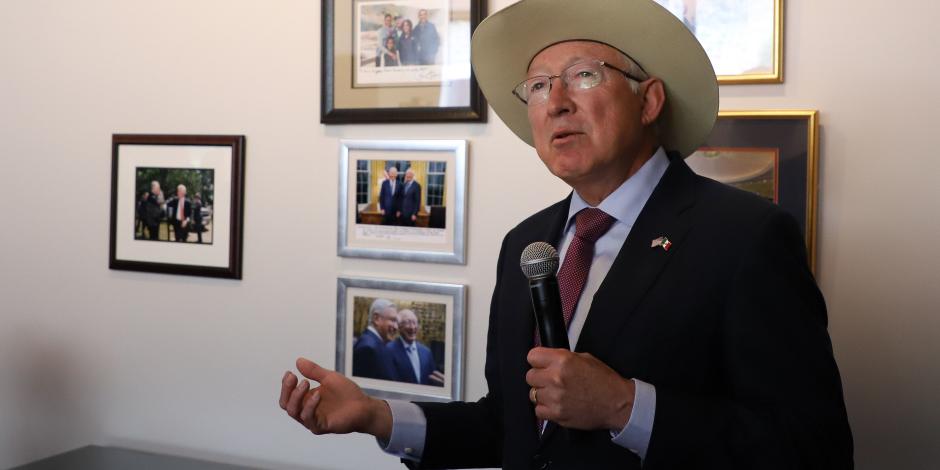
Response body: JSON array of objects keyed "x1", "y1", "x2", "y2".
[
  {"x1": 355, "y1": 159, "x2": 448, "y2": 229},
  {"x1": 351, "y1": 296, "x2": 446, "y2": 387},
  {"x1": 134, "y1": 167, "x2": 214, "y2": 244},
  {"x1": 355, "y1": 1, "x2": 447, "y2": 86}
]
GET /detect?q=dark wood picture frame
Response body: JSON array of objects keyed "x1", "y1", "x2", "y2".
[
  {"x1": 109, "y1": 134, "x2": 246, "y2": 279},
  {"x1": 321, "y1": 0, "x2": 487, "y2": 123}
]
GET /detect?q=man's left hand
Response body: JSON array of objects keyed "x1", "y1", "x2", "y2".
[{"x1": 526, "y1": 347, "x2": 635, "y2": 431}]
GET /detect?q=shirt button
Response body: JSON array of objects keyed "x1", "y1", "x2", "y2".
[{"x1": 404, "y1": 448, "x2": 414, "y2": 455}]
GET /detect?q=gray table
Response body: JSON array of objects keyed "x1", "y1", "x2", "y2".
[{"x1": 11, "y1": 446, "x2": 260, "y2": 470}]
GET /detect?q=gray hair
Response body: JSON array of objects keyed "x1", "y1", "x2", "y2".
[
  {"x1": 618, "y1": 51, "x2": 649, "y2": 95},
  {"x1": 398, "y1": 309, "x2": 418, "y2": 324},
  {"x1": 369, "y1": 298, "x2": 395, "y2": 320}
]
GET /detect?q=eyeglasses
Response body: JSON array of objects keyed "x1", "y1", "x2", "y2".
[{"x1": 512, "y1": 60, "x2": 648, "y2": 105}]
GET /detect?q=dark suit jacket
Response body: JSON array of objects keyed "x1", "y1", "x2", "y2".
[
  {"x1": 141, "y1": 192, "x2": 164, "y2": 225},
  {"x1": 410, "y1": 156, "x2": 853, "y2": 469},
  {"x1": 379, "y1": 179, "x2": 402, "y2": 214},
  {"x1": 401, "y1": 181, "x2": 422, "y2": 219},
  {"x1": 166, "y1": 197, "x2": 193, "y2": 223},
  {"x1": 352, "y1": 329, "x2": 392, "y2": 381},
  {"x1": 387, "y1": 337, "x2": 436, "y2": 385}
]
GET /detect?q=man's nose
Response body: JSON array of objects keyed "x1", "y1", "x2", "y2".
[{"x1": 545, "y1": 78, "x2": 574, "y2": 116}]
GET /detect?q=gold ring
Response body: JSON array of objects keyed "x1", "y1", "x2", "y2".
[{"x1": 529, "y1": 387, "x2": 538, "y2": 405}]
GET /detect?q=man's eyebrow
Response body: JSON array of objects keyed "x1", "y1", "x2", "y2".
[{"x1": 526, "y1": 56, "x2": 590, "y2": 76}]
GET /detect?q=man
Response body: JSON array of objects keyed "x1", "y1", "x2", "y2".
[
  {"x1": 376, "y1": 13, "x2": 398, "y2": 67},
  {"x1": 413, "y1": 9, "x2": 440, "y2": 65},
  {"x1": 192, "y1": 193, "x2": 205, "y2": 244},
  {"x1": 165, "y1": 184, "x2": 192, "y2": 243},
  {"x1": 386, "y1": 309, "x2": 444, "y2": 386},
  {"x1": 140, "y1": 181, "x2": 165, "y2": 241},
  {"x1": 352, "y1": 298, "x2": 399, "y2": 381},
  {"x1": 135, "y1": 192, "x2": 149, "y2": 238},
  {"x1": 379, "y1": 167, "x2": 402, "y2": 225},
  {"x1": 280, "y1": 1, "x2": 853, "y2": 469},
  {"x1": 398, "y1": 168, "x2": 421, "y2": 227}
]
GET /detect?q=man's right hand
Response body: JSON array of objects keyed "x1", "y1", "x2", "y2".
[{"x1": 279, "y1": 358, "x2": 392, "y2": 441}]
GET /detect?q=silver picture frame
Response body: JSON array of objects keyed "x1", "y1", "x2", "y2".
[
  {"x1": 337, "y1": 139, "x2": 468, "y2": 264},
  {"x1": 336, "y1": 276, "x2": 466, "y2": 402}
]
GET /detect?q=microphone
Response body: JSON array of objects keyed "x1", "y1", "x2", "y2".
[{"x1": 520, "y1": 242, "x2": 570, "y2": 350}]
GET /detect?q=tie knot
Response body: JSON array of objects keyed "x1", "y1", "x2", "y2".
[{"x1": 573, "y1": 208, "x2": 616, "y2": 243}]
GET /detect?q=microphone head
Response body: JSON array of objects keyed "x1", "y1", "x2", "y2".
[{"x1": 520, "y1": 242, "x2": 559, "y2": 280}]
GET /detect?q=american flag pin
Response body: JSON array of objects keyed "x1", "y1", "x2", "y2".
[{"x1": 651, "y1": 236, "x2": 672, "y2": 251}]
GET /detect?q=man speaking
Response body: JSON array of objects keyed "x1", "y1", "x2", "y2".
[{"x1": 279, "y1": 0, "x2": 853, "y2": 468}]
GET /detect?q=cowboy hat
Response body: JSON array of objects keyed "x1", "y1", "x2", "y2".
[{"x1": 470, "y1": 0, "x2": 718, "y2": 157}]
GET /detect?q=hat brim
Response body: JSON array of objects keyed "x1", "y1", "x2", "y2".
[{"x1": 470, "y1": 0, "x2": 718, "y2": 157}]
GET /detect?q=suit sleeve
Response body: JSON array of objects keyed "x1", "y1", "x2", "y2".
[
  {"x1": 415, "y1": 185, "x2": 421, "y2": 215},
  {"x1": 644, "y1": 208, "x2": 854, "y2": 469},
  {"x1": 408, "y1": 235, "x2": 510, "y2": 469}
]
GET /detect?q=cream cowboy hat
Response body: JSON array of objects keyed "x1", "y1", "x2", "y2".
[{"x1": 470, "y1": 0, "x2": 718, "y2": 157}]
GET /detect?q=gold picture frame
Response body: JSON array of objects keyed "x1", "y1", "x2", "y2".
[
  {"x1": 693, "y1": 110, "x2": 819, "y2": 268},
  {"x1": 654, "y1": 0, "x2": 784, "y2": 84}
]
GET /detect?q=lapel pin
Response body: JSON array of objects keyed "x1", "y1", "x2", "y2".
[{"x1": 651, "y1": 236, "x2": 672, "y2": 251}]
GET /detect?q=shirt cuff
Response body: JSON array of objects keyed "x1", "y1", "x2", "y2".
[
  {"x1": 610, "y1": 378, "x2": 656, "y2": 460},
  {"x1": 375, "y1": 399, "x2": 426, "y2": 461}
]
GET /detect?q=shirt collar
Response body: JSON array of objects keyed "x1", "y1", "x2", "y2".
[
  {"x1": 565, "y1": 147, "x2": 670, "y2": 233},
  {"x1": 367, "y1": 326, "x2": 381, "y2": 339}
]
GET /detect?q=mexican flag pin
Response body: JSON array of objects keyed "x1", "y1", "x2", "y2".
[{"x1": 651, "y1": 236, "x2": 672, "y2": 251}]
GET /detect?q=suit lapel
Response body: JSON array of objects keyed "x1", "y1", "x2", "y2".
[
  {"x1": 540, "y1": 156, "x2": 699, "y2": 446},
  {"x1": 519, "y1": 193, "x2": 573, "y2": 348},
  {"x1": 504, "y1": 196, "x2": 572, "y2": 445},
  {"x1": 575, "y1": 155, "x2": 698, "y2": 357},
  {"x1": 393, "y1": 340, "x2": 419, "y2": 384}
]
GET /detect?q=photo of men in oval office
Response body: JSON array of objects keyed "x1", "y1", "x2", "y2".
[
  {"x1": 356, "y1": 160, "x2": 447, "y2": 229},
  {"x1": 351, "y1": 297, "x2": 446, "y2": 387}
]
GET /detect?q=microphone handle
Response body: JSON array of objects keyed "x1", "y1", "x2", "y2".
[{"x1": 528, "y1": 276, "x2": 570, "y2": 350}]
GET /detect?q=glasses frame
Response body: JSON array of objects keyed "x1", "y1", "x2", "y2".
[{"x1": 512, "y1": 60, "x2": 648, "y2": 105}]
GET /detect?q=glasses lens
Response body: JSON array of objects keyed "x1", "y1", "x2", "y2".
[
  {"x1": 566, "y1": 62, "x2": 603, "y2": 90},
  {"x1": 524, "y1": 77, "x2": 550, "y2": 104}
]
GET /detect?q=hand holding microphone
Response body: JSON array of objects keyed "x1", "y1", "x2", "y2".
[{"x1": 520, "y1": 241, "x2": 635, "y2": 431}]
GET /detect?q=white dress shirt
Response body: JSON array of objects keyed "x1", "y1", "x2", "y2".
[
  {"x1": 403, "y1": 339, "x2": 421, "y2": 382},
  {"x1": 380, "y1": 148, "x2": 671, "y2": 462}
]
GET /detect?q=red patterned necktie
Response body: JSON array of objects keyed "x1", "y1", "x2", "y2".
[
  {"x1": 534, "y1": 207, "x2": 617, "y2": 346},
  {"x1": 556, "y1": 208, "x2": 617, "y2": 327},
  {"x1": 534, "y1": 207, "x2": 616, "y2": 431}
]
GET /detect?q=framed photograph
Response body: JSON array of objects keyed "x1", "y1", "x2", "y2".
[
  {"x1": 338, "y1": 139, "x2": 467, "y2": 264},
  {"x1": 321, "y1": 0, "x2": 487, "y2": 123},
  {"x1": 687, "y1": 110, "x2": 819, "y2": 268},
  {"x1": 654, "y1": 0, "x2": 783, "y2": 84},
  {"x1": 109, "y1": 134, "x2": 246, "y2": 279},
  {"x1": 336, "y1": 276, "x2": 466, "y2": 402}
]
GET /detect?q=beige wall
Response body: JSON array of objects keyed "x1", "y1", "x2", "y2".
[{"x1": 1, "y1": 1, "x2": 937, "y2": 469}]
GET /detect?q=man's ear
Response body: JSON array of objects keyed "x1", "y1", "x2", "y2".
[{"x1": 640, "y1": 78, "x2": 666, "y2": 127}]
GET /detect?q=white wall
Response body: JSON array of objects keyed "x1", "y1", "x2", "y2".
[{"x1": 0, "y1": 1, "x2": 937, "y2": 469}]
